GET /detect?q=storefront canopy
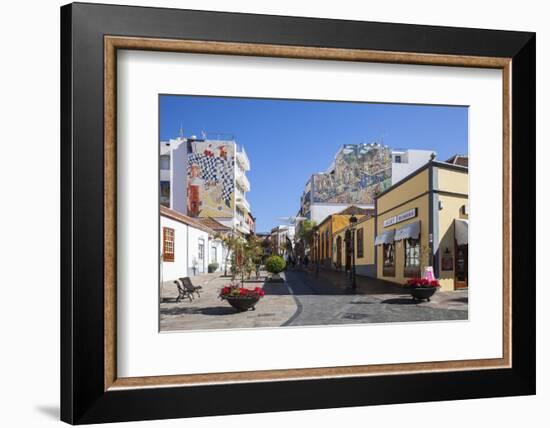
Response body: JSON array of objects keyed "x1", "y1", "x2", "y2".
[
  {"x1": 394, "y1": 221, "x2": 421, "y2": 241},
  {"x1": 454, "y1": 219, "x2": 469, "y2": 246},
  {"x1": 374, "y1": 229, "x2": 395, "y2": 246}
]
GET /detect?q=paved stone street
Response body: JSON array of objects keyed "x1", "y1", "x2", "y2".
[
  {"x1": 160, "y1": 269, "x2": 468, "y2": 332},
  {"x1": 160, "y1": 272, "x2": 297, "y2": 331}
]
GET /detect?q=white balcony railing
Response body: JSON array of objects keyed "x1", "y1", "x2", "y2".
[
  {"x1": 236, "y1": 196, "x2": 250, "y2": 212},
  {"x1": 236, "y1": 173, "x2": 250, "y2": 192},
  {"x1": 236, "y1": 220, "x2": 250, "y2": 234},
  {"x1": 236, "y1": 147, "x2": 250, "y2": 171}
]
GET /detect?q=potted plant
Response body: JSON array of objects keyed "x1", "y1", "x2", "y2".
[
  {"x1": 219, "y1": 283, "x2": 265, "y2": 311},
  {"x1": 208, "y1": 262, "x2": 219, "y2": 273},
  {"x1": 404, "y1": 277, "x2": 441, "y2": 302},
  {"x1": 265, "y1": 255, "x2": 286, "y2": 282}
]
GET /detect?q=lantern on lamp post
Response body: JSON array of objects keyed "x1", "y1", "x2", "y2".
[{"x1": 349, "y1": 214, "x2": 358, "y2": 292}]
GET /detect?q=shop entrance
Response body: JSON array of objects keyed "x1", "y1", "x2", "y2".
[
  {"x1": 336, "y1": 236, "x2": 342, "y2": 269},
  {"x1": 344, "y1": 230, "x2": 351, "y2": 272},
  {"x1": 454, "y1": 243, "x2": 468, "y2": 289}
]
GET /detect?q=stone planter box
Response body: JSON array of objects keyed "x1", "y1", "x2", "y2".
[{"x1": 268, "y1": 273, "x2": 285, "y2": 283}]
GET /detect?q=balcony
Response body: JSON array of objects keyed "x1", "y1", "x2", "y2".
[
  {"x1": 236, "y1": 220, "x2": 251, "y2": 235},
  {"x1": 236, "y1": 196, "x2": 250, "y2": 212},
  {"x1": 236, "y1": 147, "x2": 250, "y2": 171},
  {"x1": 236, "y1": 173, "x2": 250, "y2": 192}
]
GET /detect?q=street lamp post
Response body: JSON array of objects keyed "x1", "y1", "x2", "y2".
[
  {"x1": 349, "y1": 214, "x2": 358, "y2": 292},
  {"x1": 315, "y1": 230, "x2": 320, "y2": 277}
]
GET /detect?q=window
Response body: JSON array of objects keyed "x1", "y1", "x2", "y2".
[
  {"x1": 160, "y1": 181, "x2": 170, "y2": 207},
  {"x1": 404, "y1": 238, "x2": 421, "y2": 277},
  {"x1": 382, "y1": 243, "x2": 395, "y2": 276},
  {"x1": 394, "y1": 155, "x2": 402, "y2": 163},
  {"x1": 211, "y1": 246, "x2": 217, "y2": 262},
  {"x1": 198, "y1": 240, "x2": 205, "y2": 260},
  {"x1": 160, "y1": 155, "x2": 170, "y2": 170},
  {"x1": 162, "y1": 227, "x2": 174, "y2": 262},
  {"x1": 356, "y1": 228, "x2": 364, "y2": 258}
]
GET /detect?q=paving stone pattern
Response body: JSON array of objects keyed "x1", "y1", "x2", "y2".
[{"x1": 159, "y1": 268, "x2": 468, "y2": 332}]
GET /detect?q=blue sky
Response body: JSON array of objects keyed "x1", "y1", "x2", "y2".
[{"x1": 160, "y1": 95, "x2": 468, "y2": 233}]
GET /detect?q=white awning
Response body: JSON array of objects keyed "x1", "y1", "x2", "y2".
[
  {"x1": 394, "y1": 221, "x2": 421, "y2": 241},
  {"x1": 454, "y1": 219, "x2": 469, "y2": 246},
  {"x1": 375, "y1": 229, "x2": 395, "y2": 245}
]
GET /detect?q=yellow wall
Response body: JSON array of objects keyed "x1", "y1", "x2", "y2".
[
  {"x1": 356, "y1": 217, "x2": 375, "y2": 265},
  {"x1": 436, "y1": 193, "x2": 468, "y2": 290},
  {"x1": 316, "y1": 214, "x2": 364, "y2": 262},
  {"x1": 377, "y1": 169, "x2": 429, "y2": 214},
  {"x1": 332, "y1": 228, "x2": 346, "y2": 266},
  {"x1": 438, "y1": 168, "x2": 468, "y2": 195},
  {"x1": 374, "y1": 165, "x2": 469, "y2": 291},
  {"x1": 376, "y1": 194, "x2": 430, "y2": 284}
]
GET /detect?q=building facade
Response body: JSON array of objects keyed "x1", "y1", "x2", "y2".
[
  {"x1": 298, "y1": 144, "x2": 434, "y2": 224},
  {"x1": 311, "y1": 206, "x2": 373, "y2": 267},
  {"x1": 160, "y1": 206, "x2": 228, "y2": 280},
  {"x1": 332, "y1": 215, "x2": 376, "y2": 276},
  {"x1": 160, "y1": 134, "x2": 252, "y2": 236},
  {"x1": 331, "y1": 161, "x2": 468, "y2": 291},
  {"x1": 270, "y1": 225, "x2": 296, "y2": 257}
]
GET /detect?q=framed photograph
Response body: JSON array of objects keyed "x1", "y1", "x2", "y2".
[{"x1": 61, "y1": 2, "x2": 535, "y2": 424}]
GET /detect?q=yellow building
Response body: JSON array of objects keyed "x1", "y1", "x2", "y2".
[
  {"x1": 333, "y1": 215, "x2": 376, "y2": 276},
  {"x1": 374, "y1": 161, "x2": 468, "y2": 291},
  {"x1": 312, "y1": 206, "x2": 373, "y2": 266}
]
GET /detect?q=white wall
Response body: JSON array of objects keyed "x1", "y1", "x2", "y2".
[
  {"x1": 210, "y1": 238, "x2": 226, "y2": 271},
  {"x1": 171, "y1": 142, "x2": 188, "y2": 214},
  {"x1": 160, "y1": 215, "x2": 212, "y2": 279},
  {"x1": 160, "y1": 215, "x2": 189, "y2": 281},
  {"x1": 0, "y1": 1, "x2": 546, "y2": 428},
  {"x1": 391, "y1": 150, "x2": 434, "y2": 184},
  {"x1": 187, "y1": 224, "x2": 210, "y2": 275}
]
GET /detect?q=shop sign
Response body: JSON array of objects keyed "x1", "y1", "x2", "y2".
[{"x1": 383, "y1": 208, "x2": 417, "y2": 227}]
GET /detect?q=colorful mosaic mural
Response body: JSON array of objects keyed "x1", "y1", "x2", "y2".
[
  {"x1": 312, "y1": 144, "x2": 392, "y2": 204},
  {"x1": 187, "y1": 140, "x2": 235, "y2": 218}
]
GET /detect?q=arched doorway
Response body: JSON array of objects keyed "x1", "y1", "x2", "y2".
[{"x1": 344, "y1": 230, "x2": 351, "y2": 272}]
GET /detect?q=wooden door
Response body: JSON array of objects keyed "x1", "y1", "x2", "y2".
[{"x1": 454, "y1": 243, "x2": 468, "y2": 289}]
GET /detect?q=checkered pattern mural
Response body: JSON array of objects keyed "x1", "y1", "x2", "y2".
[{"x1": 187, "y1": 152, "x2": 234, "y2": 206}]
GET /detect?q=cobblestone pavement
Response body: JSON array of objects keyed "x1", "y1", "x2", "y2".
[
  {"x1": 159, "y1": 268, "x2": 468, "y2": 332},
  {"x1": 159, "y1": 272, "x2": 297, "y2": 332},
  {"x1": 283, "y1": 269, "x2": 468, "y2": 326}
]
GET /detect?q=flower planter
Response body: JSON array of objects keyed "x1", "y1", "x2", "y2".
[
  {"x1": 409, "y1": 287, "x2": 437, "y2": 302},
  {"x1": 224, "y1": 295, "x2": 260, "y2": 312},
  {"x1": 269, "y1": 273, "x2": 284, "y2": 283}
]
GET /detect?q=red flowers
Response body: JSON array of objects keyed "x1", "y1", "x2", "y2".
[
  {"x1": 405, "y1": 278, "x2": 441, "y2": 288},
  {"x1": 219, "y1": 284, "x2": 265, "y2": 299}
]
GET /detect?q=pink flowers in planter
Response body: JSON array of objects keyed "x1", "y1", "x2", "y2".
[{"x1": 405, "y1": 278, "x2": 441, "y2": 288}]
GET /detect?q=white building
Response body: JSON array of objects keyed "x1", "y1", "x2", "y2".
[
  {"x1": 270, "y1": 225, "x2": 296, "y2": 256},
  {"x1": 390, "y1": 148, "x2": 436, "y2": 184},
  {"x1": 160, "y1": 134, "x2": 252, "y2": 236},
  {"x1": 160, "y1": 206, "x2": 228, "y2": 280}
]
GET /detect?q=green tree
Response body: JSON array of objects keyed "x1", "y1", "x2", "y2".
[
  {"x1": 296, "y1": 219, "x2": 316, "y2": 251},
  {"x1": 223, "y1": 234, "x2": 264, "y2": 284}
]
